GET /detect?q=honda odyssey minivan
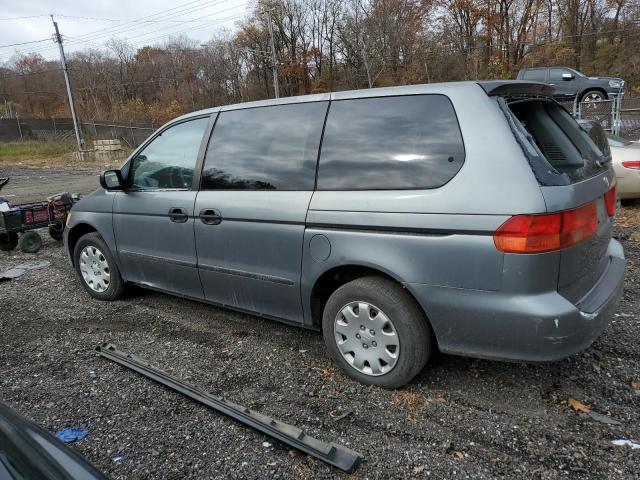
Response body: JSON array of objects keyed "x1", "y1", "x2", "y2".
[{"x1": 65, "y1": 80, "x2": 625, "y2": 388}]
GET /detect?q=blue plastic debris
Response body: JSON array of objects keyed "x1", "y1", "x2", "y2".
[
  {"x1": 111, "y1": 454, "x2": 123, "y2": 462},
  {"x1": 55, "y1": 427, "x2": 88, "y2": 443}
]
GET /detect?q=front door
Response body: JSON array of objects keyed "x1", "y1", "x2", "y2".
[
  {"x1": 194, "y1": 101, "x2": 328, "y2": 323},
  {"x1": 113, "y1": 115, "x2": 211, "y2": 298},
  {"x1": 548, "y1": 67, "x2": 575, "y2": 99}
]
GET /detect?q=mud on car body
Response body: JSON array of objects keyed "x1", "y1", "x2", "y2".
[{"x1": 65, "y1": 80, "x2": 625, "y2": 388}]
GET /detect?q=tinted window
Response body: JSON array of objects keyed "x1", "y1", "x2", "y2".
[
  {"x1": 522, "y1": 69, "x2": 546, "y2": 81},
  {"x1": 201, "y1": 102, "x2": 328, "y2": 190},
  {"x1": 129, "y1": 117, "x2": 209, "y2": 190},
  {"x1": 317, "y1": 95, "x2": 465, "y2": 190},
  {"x1": 549, "y1": 68, "x2": 570, "y2": 81}
]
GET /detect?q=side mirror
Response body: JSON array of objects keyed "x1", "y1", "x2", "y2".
[
  {"x1": 100, "y1": 169, "x2": 124, "y2": 191},
  {"x1": 562, "y1": 73, "x2": 574, "y2": 81}
]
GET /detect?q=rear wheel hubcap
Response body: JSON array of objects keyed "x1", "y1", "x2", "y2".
[{"x1": 334, "y1": 301, "x2": 400, "y2": 376}]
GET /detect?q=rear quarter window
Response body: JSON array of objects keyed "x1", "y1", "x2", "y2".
[
  {"x1": 317, "y1": 94, "x2": 465, "y2": 190},
  {"x1": 521, "y1": 69, "x2": 546, "y2": 81}
]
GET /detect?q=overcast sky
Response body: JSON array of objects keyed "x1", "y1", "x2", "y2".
[{"x1": 0, "y1": 0, "x2": 251, "y2": 64}]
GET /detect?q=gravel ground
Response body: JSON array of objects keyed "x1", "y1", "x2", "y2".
[
  {"x1": 1, "y1": 164, "x2": 100, "y2": 203},
  {"x1": 1, "y1": 166, "x2": 639, "y2": 479}
]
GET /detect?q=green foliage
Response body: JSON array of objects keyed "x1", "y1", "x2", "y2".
[{"x1": 0, "y1": 140, "x2": 75, "y2": 162}]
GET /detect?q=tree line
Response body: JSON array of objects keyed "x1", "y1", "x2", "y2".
[{"x1": 1, "y1": 0, "x2": 638, "y2": 124}]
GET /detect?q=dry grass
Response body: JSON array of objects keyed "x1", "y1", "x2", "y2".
[
  {"x1": 390, "y1": 390, "x2": 429, "y2": 421},
  {"x1": 0, "y1": 140, "x2": 130, "y2": 168}
]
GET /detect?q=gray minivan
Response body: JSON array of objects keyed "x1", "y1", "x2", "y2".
[{"x1": 65, "y1": 80, "x2": 625, "y2": 388}]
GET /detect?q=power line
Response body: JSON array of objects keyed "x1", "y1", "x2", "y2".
[
  {"x1": 0, "y1": 14, "x2": 49, "y2": 21},
  {"x1": 7, "y1": 0, "x2": 224, "y2": 57},
  {"x1": 67, "y1": 0, "x2": 231, "y2": 43},
  {"x1": 54, "y1": 14, "x2": 239, "y2": 24},
  {"x1": 94, "y1": 4, "x2": 247, "y2": 47},
  {"x1": 0, "y1": 38, "x2": 51, "y2": 48}
]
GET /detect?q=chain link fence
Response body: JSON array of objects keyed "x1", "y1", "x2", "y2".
[
  {"x1": 0, "y1": 117, "x2": 156, "y2": 148},
  {"x1": 559, "y1": 95, "x2": 640, "y2": 140}
]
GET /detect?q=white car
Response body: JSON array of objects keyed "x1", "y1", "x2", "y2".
[{"x1": 607, "y1": 133, "x2": 640, "y2": 199}]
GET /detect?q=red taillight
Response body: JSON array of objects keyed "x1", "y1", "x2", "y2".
[
  {"x1": 494, "y1": 202, "x2": 598, "y2": 253},
  {"x1": 604, "y1": 185, "x2": 616, "y2": 217},
  {"x1": 622, "y1": 161, "x2": 640, "y2": 170}
]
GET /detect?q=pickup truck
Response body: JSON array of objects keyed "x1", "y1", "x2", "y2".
[{"x1": 516, "y1": 66, "x2": 624, "y2": 103}]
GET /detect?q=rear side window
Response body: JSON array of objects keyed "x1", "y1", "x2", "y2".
[
  {"x1": 201, "y1": 102, "x2": 327, "y2": 190},
  {"x1": 522, "y1": 69, "x2": 546, "y2": 81},
  {"x1": 508, "y1": 99, "x2": 608, "y2": 183},
  {"x1": 317, "y1": 95, "x2": 465, "y2": 190}
]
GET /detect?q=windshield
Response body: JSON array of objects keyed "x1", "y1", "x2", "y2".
[{"x1": 606, "y1": 132, "x2": 632, "y2": 147}]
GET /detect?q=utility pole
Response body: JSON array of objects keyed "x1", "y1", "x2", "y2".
[
  {"x1": 265, "y1": 11, "x2": 279, "y2": 99},
  {"x1": 51, "y1": 15, "x2": 83, "y2": 153}
]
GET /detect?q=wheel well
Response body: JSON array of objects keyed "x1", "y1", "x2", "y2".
[
  {"x1": 310, "y1": 265, "x2": 420, "y2": 327},
  {"x1": 580, "y1": 88, "x2": 608, "y2": 100},
  {"x1": 67, "y1": 223, "x2": 97, "y2": 264}
]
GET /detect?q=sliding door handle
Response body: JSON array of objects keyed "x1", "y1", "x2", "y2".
[
  {"x1": 199, "y1": 208, "x2": 222, "y2": 225},
  {"x1": 168, "y1": 207, "x2": 189, "y2": 223}
]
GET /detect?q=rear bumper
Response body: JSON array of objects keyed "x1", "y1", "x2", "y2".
[
  {"x1": 616, "y1": 171, "x2": 640, "y2": 199},
  {"x1": 406, "y1": 239, "x2": 625, "y2": 362}
]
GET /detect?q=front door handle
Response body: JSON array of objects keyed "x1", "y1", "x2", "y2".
[
  {"x1": 199, "y1": 208, "x2": 222, "y2": 225},
  {"x1": 168, "y1": 207, "x2": 189, "y2": 223}
]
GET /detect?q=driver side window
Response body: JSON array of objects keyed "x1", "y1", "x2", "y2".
[{"x1": 129, "y1": 117, "x2": 209, "y2": 190}]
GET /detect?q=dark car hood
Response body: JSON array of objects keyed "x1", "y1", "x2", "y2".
[{"x1": 587, "y1": 76, "x2": 624, "y2": 82}]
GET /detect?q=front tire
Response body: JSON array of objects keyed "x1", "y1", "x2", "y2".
[
  {"x1": 73, "y1": 232, "x2": 125, "y2": 301},
  {"x1": 322, "y1": 276, "x2": 432, "y2": 389},
  {"x1": 581, "y1": 90, "x2": 607, "y2": 103}
]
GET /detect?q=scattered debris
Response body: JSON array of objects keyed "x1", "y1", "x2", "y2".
[
  {"x1": 631, "y1": 380, "x2": 640, "y2": 390},
  {"x1": 55, "y1": 426, "x2": 88, "y2": 443},
  {"x1": 412, "y1": 465, "x2": 426, "y2": 474},
  {"x1": 111, "y1": 454, "x2": 123, "y2": 462},
  {"x1": 0, "y1": 261, "x2": 50, "y2": 282},
  {"x1": 444, "y1": 441, "x2": 465, "y2": 459},
  {"x1": 567, "y1": 398, "x2": 591, "y2": 413},
  {"x1": 262, "y1": 442, "x2": 272, "y2": 448},
  {"x1": 611, "y1": 439, "x2": 640, "y2": 449},
  {"x1": 298, "y1": 349, "x2": 307, "y2": 353},
  {"x1": 587, "y1": 412, "x2": 621, "y2": 426},
  {"x1": 329, "y1": 409, "x2": 353, "y2": 421}
]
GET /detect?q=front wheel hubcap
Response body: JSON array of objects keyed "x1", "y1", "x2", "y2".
[
  {"x1": 79, "y1": 245, "x2": 111, "y2": 293},
  {"x1": 334, "y1": 301, "x2": 400, "y2": 376}
]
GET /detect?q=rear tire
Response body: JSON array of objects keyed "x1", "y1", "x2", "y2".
[
  {"x1": 0, "y1": 232, "x2": 18, "y2": 251},
  {"x1": 73, "y1": 232, "x2": 125, "y2": 301},
  {"x1": 18, "y1": 231, "x2": 43, "y2": 253},
  {"x1": 322, "y1": 276, "x2": 432, "y2": 389}
]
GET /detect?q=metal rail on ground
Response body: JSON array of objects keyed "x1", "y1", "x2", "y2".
[{"x1": 96, "y1": 343, "x2": 363, "y2": 473}]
